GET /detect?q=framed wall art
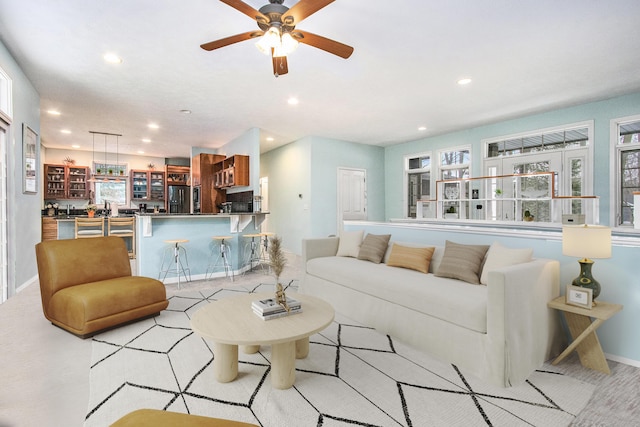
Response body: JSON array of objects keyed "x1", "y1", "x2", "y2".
[
  {"x1": 565, "y1": 284, "x2": 593, "y2": 309},
  {"x1": 23, "y1": 124, "x2": 38, "y2": 194}
]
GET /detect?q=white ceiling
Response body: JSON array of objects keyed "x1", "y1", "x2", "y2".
[{"x1": 1, "y1": 0, "x2": 640, "y2": 159}]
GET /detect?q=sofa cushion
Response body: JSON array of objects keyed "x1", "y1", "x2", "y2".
[
  {"x1": 357, "y1": 234, "x2": 391, "y2": 263},
  {"x1": 435, "y1": 241, "x2": 489, "y2": 284},
  {"x1": 306, "y1": 256, "x2": 488, "y2": 333},
  {"x1": 386, "y1": 244, "x2": 435, "y2": 273},
  {"x1": 336, "y1": 230, "x2": 364, "y2": 257},
  {"x1": 480, "y1": 242, "x2": 533, "y2": 285}
]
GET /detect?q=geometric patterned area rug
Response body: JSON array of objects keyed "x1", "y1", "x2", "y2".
[{"x1": 85, "y1": 283, "x2": 595, "y2": 427}]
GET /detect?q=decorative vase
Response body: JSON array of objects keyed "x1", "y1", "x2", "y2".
[{"x1": 87, "y1": 211, "x2": 95, "y2": 218}]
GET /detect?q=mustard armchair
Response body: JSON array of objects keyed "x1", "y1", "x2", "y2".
[{"x1": 35, "y1": 236, "x2": 169, "y2": 338}]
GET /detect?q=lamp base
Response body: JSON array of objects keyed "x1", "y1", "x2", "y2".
[{"x1": 572, "y1": 258, "x2": 601, "y2": 301}]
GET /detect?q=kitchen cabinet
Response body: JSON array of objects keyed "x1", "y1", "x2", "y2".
[
  {"x1": 213, "y1": 155, "x2": 249, "y2": 189},
  {"x1": 131, "y1": 170, "x2": 166, "y2": 201},
  {"x1": 192, "y1": 153, "x2": 226, "y2": 213},
  {"x1": 41, "y1": 217, "x2": 58, "y2": 241},
  {"x1": 166, "y1": 165, "x2": 190, "y2": 185},
  {"x1": 44, "y1": 164, "x2": 90, "y2": 199}
]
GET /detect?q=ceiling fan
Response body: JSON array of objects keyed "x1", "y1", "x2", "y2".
[{"x1": 200, "y1": 0, "x2": 354, "y2": 77}]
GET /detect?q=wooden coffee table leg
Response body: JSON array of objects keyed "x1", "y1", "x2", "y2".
[
  {"x1": 295, "y1": 337, "x2": 309, "y2": 359},
  {"x1": 243, "y1": 345, "x2": 260, "y2": 354},
  {"x1": 271, "y1": 341, "x2": 296, "y2": 389},
  {"x1": 213, "y1": 342, "x2": 238, "y2": 383}
]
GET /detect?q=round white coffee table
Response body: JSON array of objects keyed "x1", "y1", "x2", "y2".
[{"x1": 190, "y1": 292, "x2": 335, "y2": 389}]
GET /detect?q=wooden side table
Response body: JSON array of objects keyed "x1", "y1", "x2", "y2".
[{"x1": 547, "y1": 296, "x2": 623, "y2": 374}]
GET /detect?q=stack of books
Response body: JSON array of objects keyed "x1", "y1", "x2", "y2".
[{"x1": 252, "y1": 297, "x2": 302, "y2": 320}]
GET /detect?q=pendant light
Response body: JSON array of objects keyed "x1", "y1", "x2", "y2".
[
  {"x1": 114, "y1": 134, "x2": 121, "y2": 182},
  {"x1": 88, "y1": 132, "x2": 97, "y2": 182}
]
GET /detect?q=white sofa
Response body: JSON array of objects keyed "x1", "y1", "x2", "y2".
[{"x1": 300, "y1": 236, "x2": 563, "y2": 387}]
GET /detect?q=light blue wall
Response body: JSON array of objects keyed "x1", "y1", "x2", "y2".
[
  {"x1": 1, "y1": 40, "x2": 41, "y2": 295},
  {"x1": 261, "y1": 135, "x2": 385, "y2": 254},
  {"x1": 218, "y1": 127, "x2": 261, "y2": 196},
  {"x1": 261, "y1": 137, "x2": 312, "y2": 254},
  {"x1": 384, "y1": 92, "x2": 640, "y2": 224}
]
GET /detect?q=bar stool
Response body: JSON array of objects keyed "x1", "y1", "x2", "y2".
[
  {"x1": 107, "y1": 217, "x2": 135, "y2": 258},
  {"x1": 243, "y1": 233, "x2": 264, "y2": 274},
  {"x1": 159, "y1": 239, "x2": 191, "y2": 288},
  {"x1": 205, "y1": 236, "x2": 234, "y2": 281},
  {"x1": 260, "y1": 232, "x2": 275, "y2": 262},
  {"x1": 75, "y1": 217, "x2": 104, "y2": 239}
]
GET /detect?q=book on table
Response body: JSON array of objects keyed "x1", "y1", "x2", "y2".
[
  {"x1": 252, "y1": 297, "x2": 301, "y2": 314},
  {"x1": 253, "y1": 306, "x2": 303, "y2": 321}
]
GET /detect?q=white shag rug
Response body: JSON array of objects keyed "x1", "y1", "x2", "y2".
[{"x1": 85, "y1": 283, "x2": 595, "y2": 426}]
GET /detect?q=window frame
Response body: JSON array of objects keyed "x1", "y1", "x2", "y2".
[
  {"x1": 610, "y1": 113, "x2": 640, "y2": 228},
  {"x1": 404, "y1": 151, "x2": 432, "y2": 218}
]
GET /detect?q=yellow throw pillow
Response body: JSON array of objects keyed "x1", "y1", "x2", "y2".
[{"x1": 386, "y1": 244, "x2": 435, "y2": 273}]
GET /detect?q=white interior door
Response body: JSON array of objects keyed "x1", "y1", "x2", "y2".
[{"x1": 337, "y1": 168, "x2": 367, "y2": 231}]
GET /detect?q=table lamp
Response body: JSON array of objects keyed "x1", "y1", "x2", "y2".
[{"x1": 562, "y1": 224, "x2": 611, "y2": 301}]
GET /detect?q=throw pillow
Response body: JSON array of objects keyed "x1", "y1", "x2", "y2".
[
  {"x1": 357, "y1": 234, "x2": 391, "y2": 263},
  {"x1": 480, "y1": 242, "x2": 533, "y2": 285},
  {"x1": 435, "y1": 241, "x2": 490, "y2": 284},
  {"x1": 336, "y1": 229, "x2": 364, "y2": 257},
  {"x1": 386, "y1": 244, "x2": 435, "y2": 273}
]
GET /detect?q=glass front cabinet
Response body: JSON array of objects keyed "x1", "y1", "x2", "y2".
[
  {"x1": 44, "y1": 164, "x2": 90, "y2": 199},
  {"x1": 131, "y1": 170, "x2": 166, "y2": 201},
  {"x1": 417, "y1": 173, "x2": 599, "y2": 224}
]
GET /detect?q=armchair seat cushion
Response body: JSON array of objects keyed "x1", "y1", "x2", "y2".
[{"x1": 49, "y1": 277, "x2": 167, "y2": 331}]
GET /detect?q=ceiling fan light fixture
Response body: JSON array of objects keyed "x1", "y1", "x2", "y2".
[
  {"x1": 281, "y1": 32, "x2": 299, "y2": 54},
  {"x1": 256, "y1": 26, "x2": 281, "y2": 55}
]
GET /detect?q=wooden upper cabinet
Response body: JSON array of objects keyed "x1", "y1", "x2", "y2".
[
  {"x1": 44, "y1": 164, "x2": 90, "y2": 199},
  {"x1": 193, "y1": 153, "x2": 226, "y2": 213},
  {"x1": 131, "y1": 170, "x2": 165, "y2": 201},
  {"x1": 213, "y1": 155, "x2": 249, "y2": 189},
  {"x1": 166, "y1": 165, "x2": 190, "y2": 186}
]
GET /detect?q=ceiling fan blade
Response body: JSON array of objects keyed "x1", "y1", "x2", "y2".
[
  {"x1": 220, "y1": 0, "x2": 269, "y2": 23},
  {"x1": 272, "y1": 54, "x2": 289, "y2": 77},
  {"x1": 281, "y1": 0, "x2": 335, "y2": 26},
  {"x1": 294, "y1": 30, "x2": 354, "y2": 59},
  {"x1": 200, "y1": 31, "x2": 263, "y2": 51}
]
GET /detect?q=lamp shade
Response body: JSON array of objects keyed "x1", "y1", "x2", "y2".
[{"x1": 562, "y1": 225, "x2": 611, "y2": 259}]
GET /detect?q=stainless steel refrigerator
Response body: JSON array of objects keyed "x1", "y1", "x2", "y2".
[{"x1": 168, "y1": 185, "x2": 190, "y2": 213}]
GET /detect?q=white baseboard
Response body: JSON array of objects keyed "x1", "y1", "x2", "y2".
[
  {"x1": 606, "y1": 353, "x2": 640, "y2": 368},
  {"x1": 16, "y1": 274, "x2": 38, "y2": 294}
]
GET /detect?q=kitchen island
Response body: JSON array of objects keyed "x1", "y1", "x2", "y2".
[{"x1": 135, "y1": 212, "x2": 269, "y2": 282}]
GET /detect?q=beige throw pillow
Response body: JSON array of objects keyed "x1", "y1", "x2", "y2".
[
  {"x1": 386, "y1": 244, "x2": 435, "y2": 274},
  {"x1": 480, "y1": 242, "x2": 533, "y2": 285},
  {"x1": 435, "y1": 240, "x2": 489, "y2": 284},
  {"x1": 357, "y1": 234, "x2": 391, "y2": 263},
  {"x1": 336, "y1": 230, "x2": 364, "y2": 257}
]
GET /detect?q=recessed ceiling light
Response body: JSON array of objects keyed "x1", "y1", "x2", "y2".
[
  {"x1": 61, "y1": 129, "x2": 71, "y2": 134},
  {"x1": 47, "y1": 110, "x2": 61, "y2": 116},
  {"x1": 266, "y1": 137, "x2": 274, "y2": 142},
  {"x1": 457, "y1": 78, "x2": 472, "y2": 85},
  {"x1": 287, "y1": 97, "x2": 299, "y2": 106},
  {"x1": 103, "y1": 53, "x2": 123, "y2": 64},
  {"x1": 142, "y1": 138, "x2": 151, "y2": 143},
  {"x1": 418, "y1": 126, "x2": 427, "y2": 131},
  {"x1": 148, "y1": 123, "x2": 159, "y2": 130},
  {"x1": 71, "y1": 144, "x2": 80, "y2": 149},
  {"x1": 137, "y1": 150, "x2": 145, "y2": 154}
]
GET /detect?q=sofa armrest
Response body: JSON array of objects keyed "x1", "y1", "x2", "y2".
[
  {"x1": 486, "y1": 258, "x2": 561, "y2": 386},
  {"x1": 302, "y1": 237, "x2": 339, "y2": 267}
]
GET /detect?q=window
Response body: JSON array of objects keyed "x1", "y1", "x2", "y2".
[
  {"x1": 484, "y1": 121, "x2": 593, "y2": 221},
  {"x1": 612, "y1": 116, "x2": 640, "y2": 227},
  {"x1": 405, "y1": 153, "x2": 431, "y2": 218},
  {"x1": 439, "y1": 147, "x2": 470, "y2": 180},
  {"x1": 94, "y1": 179, "x2": 126, "y2": 206}
]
